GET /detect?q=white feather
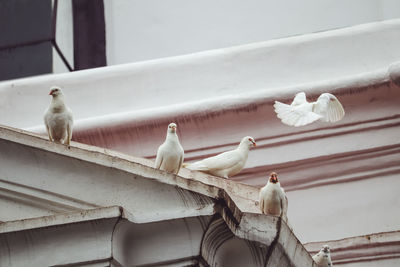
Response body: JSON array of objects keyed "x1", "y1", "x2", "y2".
[
  {"x1": 274, "y1": 101, "x2": 322, "y2": 127},
  {"x1": 155, "y1": 123, "x2": 184, "y2": 174},
  {"x1": 291, "y1": 92, "x2": 307, "y2": 106},
  {"x1": 44, "y1": 87, "x2": 73, "y2": 145},
  {"x1": 312, "y1": 245, "x2": 333, "y2": 267},
  {"x1": 259, "y1": 178, "x2": 288, "y2": 220},
  {"x1": 274, "y1": 92, "x2": 344, "y2": 127},
  {"x1": 185, "y1": 136, "x2": 256, "y2": 178},
  {"x1": 313, "y1": 93, "x2": 345, "y2": 122}
]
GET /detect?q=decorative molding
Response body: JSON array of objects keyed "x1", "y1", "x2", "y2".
[
  {"x1": 201, "y1": 216, "x2": 269, "y2": 267},
  {"x1": 69, "y1": 79, "x2": 398, "y2": 158},
  {"x1": 50, "y1": 258, "x2": 112, "y2": 267},
  {"x1": 0, "y1": 206, "x2": 122, "y2": 234},
  {"x1": 0, "y1": 178, "x2": 99, "y2": 214},
  {"x1": 201, "y1": 217, "x2": 235, "y2": 265},
  {"x1": 0, "y1": 204, "x2": 313, "y2": 267},
  {"x1": 181, "y1": 113, "x2": 400, "y2": 163},
  {"x1": 130, "y1": 256, "x2": 203, "y2": 267},
  {"x1": 305, "y1": 231, "x2": 400, "y2": 265},
  {"x1": 233, "y1": 142, "x2": 400, "y2": 190},
  {"x1": 56, "y1": 82, "x2": 400, "y2": 192}
]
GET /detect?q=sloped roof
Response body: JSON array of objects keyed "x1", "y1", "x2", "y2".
[{"x1": 0, "y1": 125, "x2": 315, "y2": 266}]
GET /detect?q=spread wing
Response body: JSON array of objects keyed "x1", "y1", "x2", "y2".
[
  {"x1": 291, "y1": 92, "x2": 307, "y2": 106},
  {"x1": 187, "y1": 150, "x2": 240, "y2": 171},
  {"x1": 313, "y1": 93, "x2": 345, "y2": 122},
  {"x1": 274, "y1": 100, "x2": 322, "y2": 127}
]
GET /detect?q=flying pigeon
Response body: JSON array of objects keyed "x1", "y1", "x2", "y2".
[
  {"x1": 312, "y1": 245, "x2": 333, "y2": 267},
  {"x1": 185, "y1": 136, "x2": 256, "y2": 178},
  {"x1": 155, "y1": 122, "x2": 184, "y2": 174},
  {"x1": 44, "y1": 86, "x2": 73, "y2": 146},
  {"x1": 259, "y1": 172, "x2": 288, "y2": 220},
  {"x1": 274, "y1": 92, "x2": 345, "y2": 127}
]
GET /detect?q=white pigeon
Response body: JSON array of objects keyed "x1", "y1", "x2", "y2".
[
  {"x1": 185, "y1": 136, "x2": 256, "y2": 178},
  {"x1": 155, "y1": 123, "x2": 184, "y2": 174},
  {"x1": 259, "y1": 172, "x2": 288, "y2": 221},
  {"x1": 44, "y1": 86, "x2": 73, "y2": 146},
  {"x1": 312, "y1": 245, "x2": 333, "y2": 267},
  {"x1": 274, "y1": 92, "x2": 345, "y2": 127}
]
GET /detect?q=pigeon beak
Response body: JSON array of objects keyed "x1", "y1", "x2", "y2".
[
  {"x1": 49, "y1": 90, "x2": 53, "y2": 95},
  {"x1": 252, "y1": 141, "x2": 257, "y2": 147}
]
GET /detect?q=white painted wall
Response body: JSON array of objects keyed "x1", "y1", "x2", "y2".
[
  {"x1": 103, "y1": 0, "x2": 400, "y2": 65},
  {"x1": 288, "y1": 174, "x2": 400, "y2": 242},
  {"x1": 51, "y1": 1, "x2": 400, "y2": 71},
  {"x1": 2, "y1": 20, "x2": 400, "y2": 130},
  {"x1": 52, "y1": 0, "x2": 74, "y2": 73}
]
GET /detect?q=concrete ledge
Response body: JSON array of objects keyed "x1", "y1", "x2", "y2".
[
  {"x1": 0, "y1": 206, "x2": 122, "y2": 234},
  {"x1": 0, "y1": 125, "x2": 316, "y2": 266},
  {"x1": 0, "y1": 124, "x2": 259, "y2": 217}
]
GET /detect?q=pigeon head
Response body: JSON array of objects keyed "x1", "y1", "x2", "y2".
[
  {"x1": 241, "y1": 136, "x2": 256, "y2": 148},
  {"x1": 167, "y1": 123, "x2": 177, "y2": 133},
  {"x1": 49, "y1": 86, "x2": 63, "y2": 97},
  {"x1": 321, "y1": 245, "x2": 330, "y2": 253},
  {"x1": 269, "y1": 172, "x2": 278, "y2": 183}
]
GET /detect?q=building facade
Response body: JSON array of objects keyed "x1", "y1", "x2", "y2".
[{"x1": 0, "y1": 19, "x2": 400, "y2": 266}]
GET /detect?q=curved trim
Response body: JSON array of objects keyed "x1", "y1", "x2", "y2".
[
  {"x1": 200, "y1": 216, "x2": 235, "y2": 265},
  {"x1": 200, "y1": 215, "x2": 269, "y2": 267},
  {"x1": 26, "y1": 70, "x2": 392, "y2": 134}
]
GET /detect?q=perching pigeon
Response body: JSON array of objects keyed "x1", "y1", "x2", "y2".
[
  {"x1": 259, "y1": 172, "x2": 288, "y2": 220},
  {"x1": 274, "y1": 92, "x2": 345, "y2": 127},
  {"x1": 155, "y1": 123, "x2": 184, "y2": 174},
  {"x1": 185, "y1": 136, "x2": 256, "y2": 178},
  {"x1": 312, "y1": 245, "x2": 333, "y2": 267},
  {"x1": 44, "y1": 86, "x2": 73, "y2": 145}
]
